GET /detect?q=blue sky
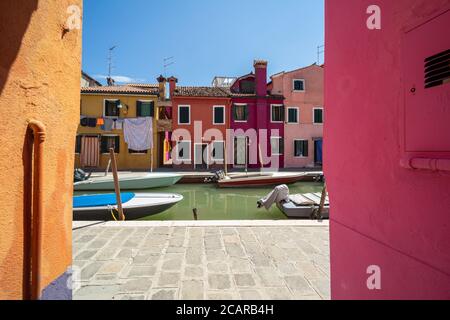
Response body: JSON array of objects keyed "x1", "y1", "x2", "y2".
[{"x1": 82, "y1": 0, "x2": 324, "y2": 86}]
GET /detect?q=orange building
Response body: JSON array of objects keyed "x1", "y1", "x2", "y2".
[
  {"x1": 170, "y1": 78, "x2": 232, "y2": 170},
  {"x1": 0, "y1": 0, "x2": 82, "y2": 299}
]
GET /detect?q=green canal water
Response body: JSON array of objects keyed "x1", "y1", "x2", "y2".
[
  {"x1": 142, "y1": 182, "x2": 324, "y2": 221},
  {"x1": 75, "y1": 182, "x2": 324, "y2": 221}
]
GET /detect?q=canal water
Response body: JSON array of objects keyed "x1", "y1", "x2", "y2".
[{"x1": 140, "y1": 182, "x2": 324, "y2": 220}]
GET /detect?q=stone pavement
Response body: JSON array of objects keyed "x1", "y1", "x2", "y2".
[{"x1": 72, "y1": 221, "x2": 330, "y2": 300}]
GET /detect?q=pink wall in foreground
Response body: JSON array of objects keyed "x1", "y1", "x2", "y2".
[
  {"x1": 325, "y1": 0, "x2": 450, "y2": 299},
  {"x1": 271, "y1": 65, "x2": 324, "y2": 168}
]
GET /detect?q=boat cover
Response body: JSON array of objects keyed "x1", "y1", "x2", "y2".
[{"x1": 73, "y1": 193, "x2": 135, "y2": 208}]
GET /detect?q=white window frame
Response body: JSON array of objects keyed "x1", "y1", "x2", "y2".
[
  {"x1": 286, "y1": 107, "x2": 299, "y2": 124},
  {"x1": 137, "y1": 100, "x2": 154, "y2": 118},
  {"x1": 178, "y1": 105, "x2": 191, "y2": 125},
  {"x1": 213, "y1": 105, "x2": 226, "y2": 125},
  {"x1": 103, "y1": 99, "x2": 120, "y2": 119},
  {"x1": 313, "y1": 107, "x2": 324, "y2": 124},
  {"x1": 294, "y1": 139, "x2": 309, "y2": 158},
  {"x1": 101, "y1": 134, "x2": 120, "y2": 155},
  {"x1": 271, "y1": 104, "x2": 284, "y2": 123},
  {"x1": 293, "y1": 79, "x2": 306, "y2": 92},
  {"x1": 211, "y1": 140, "x2": 225, "y2": 161},
  {"x1": 270, "y1": 136, "x2": 283, "y2": 156},
  {"x1": 233, "y1": 103, "x2": 248, "y2": 123},
  {"x1": 176, "y1": 140, "x2": 191, "y2": 162}
]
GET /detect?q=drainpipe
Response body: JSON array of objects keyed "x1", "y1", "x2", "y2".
[{"x1": 27, "y1": 120, "x2": 46, "y2": 300}]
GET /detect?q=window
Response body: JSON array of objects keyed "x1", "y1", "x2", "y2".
[
  {"x1": 176, "y1": 141, "x2": 191, "y2": 161},
  {"x1": 75, "y1": 135, "x2": 82, "y2": 154},
  {"x1": 271, "y1": 105, "x2": 285, "y2": 122},
  {"x1": 293, "y1": 79, "x2": 305, "y2": 92},
  {"x1": 104, "y1": 99, "x2": 120, "y2": 118},
  {"x1": 213, "y1": 106, "x2": 225, "y2": 125},
  {"x1": 101, "y1": 135, "x2": 120, "y2": 154},
  {"x1": 129, "y1": 149, "x2": 148, "y2": 154},
  {"x1": 271, "y1": 137, "x2": 284, "y2": 155},
  {"x1": 211, "y1": 141, "x2": 224, "y2": 161},
  {"x1": 178, "y1": 106, "x2": 190, "y2": 125},
  {"x1": 294, "y1": 140, "x2": 309, "y2": 157},
  {"x1": 233, "y1": 104, "x2": 248, "y2": 122},
  {"x1": 241, "y1": 80, "x2": 255, "y2": 94},
  {"x1": 137, "y1": 101, "x2": 154, "y2": 117},
  {"x1": 287, "y1": 107, "x2": 299, "y2": 123},
  {"x1": 313, "y1": 108, "x2": 324, "y2": 124}
]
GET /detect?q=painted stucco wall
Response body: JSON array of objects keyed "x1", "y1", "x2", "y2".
[
  {"x1": 271, "y1": 65, "x2": 324, "y2": 168},
  {"x1": 0, "y1": 0, "x2": 82, "y2": 299},
  {"x1": 325, "y1": 0, "x2": 450, "y2": 299},
  {"x1": 230, "y1": 96, "x2": 285, "y2": 169},
  {"x1": 172, "y1": 97, "x2": 231, "y2": 169},
  {"x1": 75, "y1": 94, "x2": 159, "y2": 170}
]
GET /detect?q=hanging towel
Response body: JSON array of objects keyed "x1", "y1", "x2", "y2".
[
  {"x1": 114, "y1": 119, "x2": 124, "y2": 130},
  {"x1": 80, "y1": 136, "x2": 100, "y2": 168},
  {"x1": 101, "y1": 118, "x2": 114, "y2": 131},
  {"x1": 87, "y1": 118, "x2": 97, "y2": 127},
  {"x1": 123, "y1": 117, "x2": 153, "y2": 151},
  {"x1": 97, "y1": 118, "x2": 105, "y2": 126}
]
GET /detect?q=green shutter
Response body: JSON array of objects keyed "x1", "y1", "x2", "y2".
[
  {"x1": 244, "y1": 105, "x2": 249, "y2": 120},
  {"x1": 150, "y1": 101, "x2": 155, "y2": 117}
]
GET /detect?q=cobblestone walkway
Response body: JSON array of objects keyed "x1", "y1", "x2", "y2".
[{"x1": 73, "y1": 222, "x2": 330, "y2": 300}]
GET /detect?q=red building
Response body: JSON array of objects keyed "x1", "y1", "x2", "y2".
[
  {"x1": 326, "y1": 0, "x2": 450, "y2": 299},
  {"x1": 170, "y1": 78, "x2": 231, "y2": 170}
]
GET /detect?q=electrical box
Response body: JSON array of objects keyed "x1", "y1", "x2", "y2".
[{"x1": 402, "y1": 9, "x2": 450, "y2": 154}]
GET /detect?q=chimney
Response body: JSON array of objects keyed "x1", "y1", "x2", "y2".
[
  {"x1": 254, "y1": 60, "x2": 268, "y2": 96},
  {"x1": 157, "y1": 75, "x2": 166, "y2": 101},
  {"x1": 168, "y1": 76, "x2": 178, "y2": 100}
]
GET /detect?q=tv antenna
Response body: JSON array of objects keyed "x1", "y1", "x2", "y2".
[
  {"x1": 163, "y1": 56, "x2": 175, "y2": 77},
  {"x1": 317, "y1": 45, "x2": 325, "y2": 65},
  {"x1": 108, "y1": 45, "x2": 117, "y2": 79}
]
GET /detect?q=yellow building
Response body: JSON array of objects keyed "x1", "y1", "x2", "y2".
[{"x1": 76, "y1": 85, "x2": 162, "y2": 171}]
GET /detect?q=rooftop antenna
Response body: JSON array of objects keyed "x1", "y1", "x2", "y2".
[
  {"x1": 163, "y1": 56, "x2": 175, "y2": 77},
  {"x1": 317, "y1": 45, "x2": 325, "y2": 65},
  {"x1": 108, "y1": 45, "x2": 117, "y2": 79}
]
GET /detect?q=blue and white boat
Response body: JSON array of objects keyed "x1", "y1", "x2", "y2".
[{"x1": 73, "y1": 192, "x2": 183, "y2": 221}]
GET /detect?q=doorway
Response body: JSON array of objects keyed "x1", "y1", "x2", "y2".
[
  {"x1": 194, "y1": 143, "x2": 208, "y2": 170},
  {"x1": 234, "y1": 136, "x2": 248, "y2": 167},
  {"x1": 314, "y1": 139, "x2": 323, "y2": 165}
]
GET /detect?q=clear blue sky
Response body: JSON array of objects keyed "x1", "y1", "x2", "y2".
[{"x1": 82, "y1": 0, "x2": 324, "y2": 86}]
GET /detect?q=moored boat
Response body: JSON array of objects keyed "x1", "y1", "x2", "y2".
[
  {"x1": 74, "y1": 172, "x2": 182, "y2": 191},
  {"x1": 217, "y1": 172, "x2": 307, "y2": 188},
  {"x1": 258, "y1": 184, "x2": 329, "y2": 219},
  {"x1": 73, "y1": 192, "x2": 183, "y2": 221}
]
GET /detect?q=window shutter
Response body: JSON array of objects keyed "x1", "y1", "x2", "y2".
[
  {"x1": 244, "y1": 105, "x2": 249, "y2": 120},
  {"x1": 281, "y1": 106, "x2": 285, "y2": 122},
  {"x1": 150, "y1": 101, "x2": 155, "y2": 117},
  {"x1": 304, "y1": 141, "x2": 309, "y2": 157},
  {"x1": 232, "y1": 105, "x2": 237, "y2": 121},
  {"x1": 136, "y1": 101, "x2": 142, "y2": 117}
]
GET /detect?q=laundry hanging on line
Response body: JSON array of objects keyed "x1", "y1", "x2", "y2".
[{"x1": 123, "y1": 117, "x2": 153, "y2": 151}]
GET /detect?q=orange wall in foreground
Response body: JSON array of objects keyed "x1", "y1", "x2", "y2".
[{"x1": 0, "y1": 0, "x2": 82, "y2": 299}]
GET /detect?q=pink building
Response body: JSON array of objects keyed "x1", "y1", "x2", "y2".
[
  {"x1": 270, "y1": 64, "x2": 324, "y2": 168},
  {"x1": 326, "y1": 0, "x2": 450, "y2": 299},
  {"x1": 228, "y1": 61, "x2": 285, "y2": 169}
]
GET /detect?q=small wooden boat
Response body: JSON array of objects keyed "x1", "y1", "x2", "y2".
[
  {"x1": 74, "y1": 172, "x2": 182, "y2": 191},
  {"x1": 277, "y1": 192, "x2": 329, "y2": 219},
  {"x1": 73, "y1": 192, "x2": 183, "y2": 221},
  {"x1": 217, "y1": 172, "x2": 307, "y2": 188}
]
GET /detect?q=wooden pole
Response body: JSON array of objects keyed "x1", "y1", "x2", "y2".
[
  {"x1": 105, "y1": 159, "x2": 111, "y2": 176},
  {"x1": 150, "y1": 147, "x2": 154, "y2": 172},
  {"x1": 110, "y1": 148, "x2": 125, "y2": 221},
  {"x1": 317, "y1": 183, "x2": 327, "y2": 218}
]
